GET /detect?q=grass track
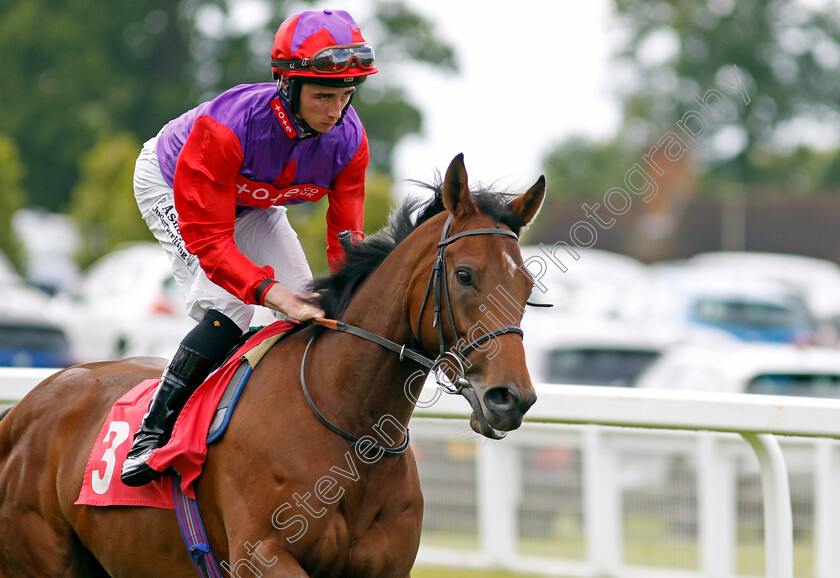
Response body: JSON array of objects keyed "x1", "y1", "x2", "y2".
[{"x1": 413, "y1": 568, "x2": 547, "y2": 578}]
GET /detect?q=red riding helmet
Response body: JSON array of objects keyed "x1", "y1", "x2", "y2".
[{"x1": 271, "y1": 9, "x2": 379, "y2": 84}]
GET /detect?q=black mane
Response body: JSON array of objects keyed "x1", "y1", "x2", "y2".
[{"x1": 311, "y1": 178, "x2": 525, "y2": 320}]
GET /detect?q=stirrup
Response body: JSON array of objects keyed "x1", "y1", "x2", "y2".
[
  {"x1": 121, "y1": 422, "x2": 171, "y2": 486},
  {"x1": 120, "y1": 416, "x2": 172, "y2": 486}
]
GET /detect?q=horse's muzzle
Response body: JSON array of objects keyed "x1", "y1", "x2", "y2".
[{"x1": 481, "y1": 385, "x2": 537, "y2": 433}]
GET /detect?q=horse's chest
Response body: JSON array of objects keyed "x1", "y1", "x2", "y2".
[
  {"x1": 334, "y1": 499, "x2": 423, "y2": 576},
  {"x1": 306, "y1": 464, "x2": 424, "y2": 576}
]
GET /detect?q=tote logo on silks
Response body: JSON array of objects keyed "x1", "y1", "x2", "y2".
[
  {"x1": 234, "y1": 174, "x2": 330, "y2": 208},
  {"x1": 270, "y1": 98, "x2": 297, "y2": 138}
]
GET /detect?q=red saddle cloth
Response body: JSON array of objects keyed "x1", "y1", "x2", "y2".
[{"x1": 76, "y1": 320, "x2": 297, "y2": 508}]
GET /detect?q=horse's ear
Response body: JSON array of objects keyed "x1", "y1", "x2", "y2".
[
  {"x1": 508, "y1": 175, "x2": 546, "y2": 228},
  {"x1": 442, "y1": 153, "x2": 474, "y2": 217}
]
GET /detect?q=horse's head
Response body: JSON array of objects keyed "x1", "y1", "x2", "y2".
[{"x1": 414, "y1": 153, "x2": 545, "y2": 439}]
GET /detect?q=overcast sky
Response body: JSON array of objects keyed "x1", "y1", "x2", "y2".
[{"x1": 389, "y1": 0, "x2": 621, "y2": 197}]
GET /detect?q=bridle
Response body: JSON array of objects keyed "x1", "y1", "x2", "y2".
[
  {"x1": 414, "y1": 214, "x2": 524, "y2": 391},
  {"x1": 300, "y1": 214, "x2": 527, "y2": 455}
]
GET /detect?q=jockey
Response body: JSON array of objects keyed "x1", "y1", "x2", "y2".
[{"x1": 122, "y1": 9, "x2": 378, "y2": 486}]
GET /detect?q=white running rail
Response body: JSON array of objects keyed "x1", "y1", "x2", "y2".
[{"x1": 411, "y1": 382, "x2": 840, "y2": 578}]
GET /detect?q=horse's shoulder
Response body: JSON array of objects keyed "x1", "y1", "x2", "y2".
[{"x1": 108, "y1": 356, "x2": 168, "y2": 374}]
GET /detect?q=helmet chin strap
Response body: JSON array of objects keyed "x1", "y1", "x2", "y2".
[
  {"x1": 277, "y1": 78, "x2": 316, "y2": 138},
  {"x1": 277, "y1": 78, "x2": 353, "y2": 138}
]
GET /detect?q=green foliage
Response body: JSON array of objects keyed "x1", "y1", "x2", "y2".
[
  {"x1": 0, "y1": 135, "x2": 27, "y2": 270},
  {"x1": 712, "y1": 143, "x2": 840, "y2": 193},
  {"x1": 0, "y1": 0, "x2": 194, "y2": 211},
  {"x1": 287, "y1": 171, "x2": 397, "y2": 276},
  {"x1": 610, "y1": 0, "x2": 840, "y2": 187},
  {"x1": 354, "y1": 86, "x2": 423, "y2": 174},
  {"x1": 371, "y1": 1, "x2": 458, "y2": 69},
  {"x1": 412, "y1": 568, "x2": 544, "y2": 578},
  {"x1": 542, "y1": 135, "x2": 645, "y2": 197},
  {"x1": 69, "y1": 133, "x2": 153, "y2": 268},
  {"x1": 360, "y1": 172, "x2": 398, "y2": 236}
]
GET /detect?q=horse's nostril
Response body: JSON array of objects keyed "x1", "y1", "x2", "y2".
[{"x1": 484, "y1": 386, "x2": 521, "y2": 413}]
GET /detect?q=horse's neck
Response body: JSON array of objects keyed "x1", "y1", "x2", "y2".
[{"x1": 317, "y1": 238, "x2": 431, "y2": 428}]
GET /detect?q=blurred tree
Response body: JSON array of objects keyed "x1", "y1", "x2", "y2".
[
  {"x1": 0, "y1": 1, "x2": 193, "y2": 212},
  {"x1": 0, "y1": 0, "x2": 456, "y2": 211},
  {"x1": 69, "y1": 133, "x2": 154, "y2": 268},
  {"x1": 743, "y1": 144, "x2": 840, "y2": 193},
  {"x1": 0, "y1": 135, "x2": 27, "y2": 270},
  {"x1": 353, "y1": 86, "x2": 423, "y2": 174},
  {"x1": 612, "y1": 0, "x2": 840, "y2": 186},
  {"x1": 542, "y1": 0, "x2": 840, "y2": 196},
  {"x1": 542, "y1": 135, "x2": 643, "y2": 197}
]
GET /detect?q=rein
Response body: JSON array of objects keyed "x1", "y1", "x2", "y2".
[
  {"x1": 299, "y1": 335, "x2": 411, "y2": 457},
  {"x1": 299, "y1": 214, "x2": 526, "y2": 454}
]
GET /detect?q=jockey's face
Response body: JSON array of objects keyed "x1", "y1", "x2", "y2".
[{"x1": 298, "y1": 83, "x2": 355, "y2": 133}]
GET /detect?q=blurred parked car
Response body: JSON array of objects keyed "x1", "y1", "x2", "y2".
[
  {"x1": 635, "y1": 341, "x2": 840, "y2": 397},
  {"x1": 521, "y1": 247, "x2": 652, "y2": 318},
  {"x1": 49, "y1": 243, "x2": 195, "y2": 362},
  {"x1": 523, "y1": 314, "x2": 734, "y2": 387},
  {"x1": 12, "y1": 208, "x2": 80, "y2": 295},
  {"x1": 51, "y1": 242, "x2": 279, "y2": 363},
  {"x1": 0, "y1": 252, "x2": 75, "y2": 368},
  {"x1": 684, "y1": 251, "x2": 840, "y2": 345},
  {"x1": 0, "y1": 307, "x2": 75, "y2": 368},
  {"x1": 627, "y1": 268, "x2": 819, "y2": 345}
]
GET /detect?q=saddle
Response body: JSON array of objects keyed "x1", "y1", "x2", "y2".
[{"x1": 76, "y1": 320, "x2": 299, "y2": 508}]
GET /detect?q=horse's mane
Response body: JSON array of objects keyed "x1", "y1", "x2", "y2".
[{"x1": 312, "y1": 177, "x2": 526, "y2": 320}]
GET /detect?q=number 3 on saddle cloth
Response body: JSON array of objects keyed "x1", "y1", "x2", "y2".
[{"x1": 76, "y1": 320, "x2": 298, "y2": 508}]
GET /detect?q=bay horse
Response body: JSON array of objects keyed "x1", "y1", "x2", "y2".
[{"x1": 0, "y1": 154, "x2": 545, "y2": 577}]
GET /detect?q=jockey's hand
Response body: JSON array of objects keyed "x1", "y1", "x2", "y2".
[{"x1": 262, "y1": 283, "x2": 325, "y2": 322}]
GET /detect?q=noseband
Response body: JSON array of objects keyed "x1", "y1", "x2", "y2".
[{"x1": 301, "y1": 214, "x2": 526, "y2": 454}]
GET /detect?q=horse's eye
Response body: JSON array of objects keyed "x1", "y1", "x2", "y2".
[{"x1": 455, "y1": 268, "x2": 473, "y2": 286}]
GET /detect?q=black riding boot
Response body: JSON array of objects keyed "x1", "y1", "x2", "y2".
[
  {"x1": 120, "y1": 310, "x2": 242, "y2": 487},
  {"x1": 119, "y1": 345, "x2": 214, "y2": 486}
]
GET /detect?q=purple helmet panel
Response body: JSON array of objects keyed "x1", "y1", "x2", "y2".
[{"x1": 290, "y1": 10, "x2": 359, "y2": 53}]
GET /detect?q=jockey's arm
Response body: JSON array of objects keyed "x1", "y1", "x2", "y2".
[{"x1": 325, "y1": 131, "x2": 369, "y2": 272}]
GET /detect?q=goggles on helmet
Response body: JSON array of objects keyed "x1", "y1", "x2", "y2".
[{"x1": 272, "y1": 42, "x2": 375, "y2": 75}]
